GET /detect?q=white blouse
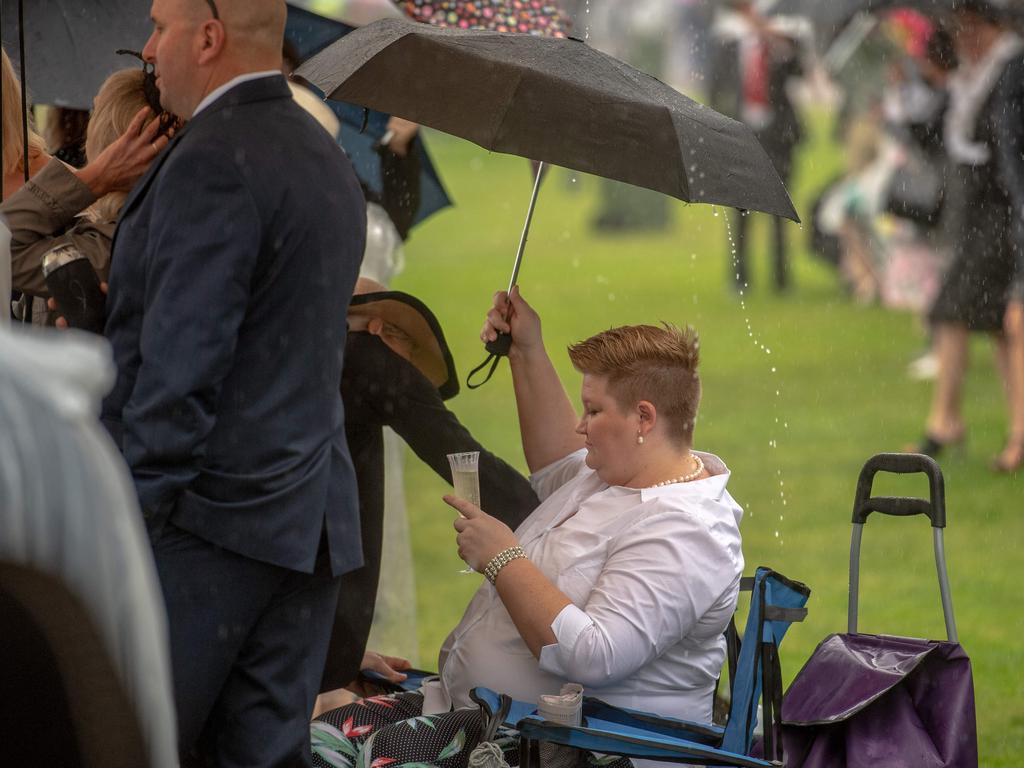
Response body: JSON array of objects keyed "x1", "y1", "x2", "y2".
[{"x1": 437, "y1": 448, "x2": 744, "y2": 724}]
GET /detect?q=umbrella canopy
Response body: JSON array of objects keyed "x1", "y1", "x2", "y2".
[
  {"x1": 297, "y1": 18, "x2": 800, "y2": 221},
  {"x1": 285, "y1": 5, "x2": 453, "y2": 228},
  {"x1": 1, "y1": 0, "x2": 151, "y2": 109},
  {"x1": 397, "y1": 0, "x2": 571, "y2": 36}
]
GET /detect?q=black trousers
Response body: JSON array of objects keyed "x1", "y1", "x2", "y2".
[
  {"x1": 732, "y1": 210, "x2": 789, "y2": 292},
  {"x1": 153, "y1": 522, "x2": 341, "y2": 768}
]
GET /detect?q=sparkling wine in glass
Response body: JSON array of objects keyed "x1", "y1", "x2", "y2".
[{"x1": 447, "y1": 451, "x2": 481, "y2": 573}]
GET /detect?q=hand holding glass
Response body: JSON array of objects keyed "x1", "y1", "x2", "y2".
[{"x1": 447, "y1": 451, "x2": 480, "y2": 572}]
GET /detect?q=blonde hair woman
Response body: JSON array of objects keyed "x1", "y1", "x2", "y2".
[
  {"x1": 2, "y1": 68, "x2": 173, "y2": 303},
  {"x1": 2, "y1": 48, "x2": 49, "y2": 199}
]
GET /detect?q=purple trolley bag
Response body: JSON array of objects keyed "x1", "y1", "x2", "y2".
[{"x1": 780, "y1": 453, "x2": 978, "y2": 768}]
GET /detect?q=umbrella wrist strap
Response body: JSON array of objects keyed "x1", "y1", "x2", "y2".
[
  {"x1": 467, "y1": 333, "x2": 513, "y2": 389},
  {"x1": 466, "y1": 353, "x2": 501, "y2": 389},
  {"x1": 468, "y1": 354, "x2": 503, "y2": 391}
]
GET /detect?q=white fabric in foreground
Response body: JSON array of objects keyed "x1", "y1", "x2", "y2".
[
  {"x1": 0, "y1": 219, "x2": 11, "y2": 326},
  {"x1": 0, "y1": 326, "x2": 177, "y2": 768}
]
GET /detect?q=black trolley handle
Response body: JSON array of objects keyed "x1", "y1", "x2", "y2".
[{"x1": 848, "y1": 453, "x2": 958, "y2": 643}]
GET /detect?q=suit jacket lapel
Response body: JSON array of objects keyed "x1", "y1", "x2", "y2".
[
  {"x1": 113, "y1": 76, "x2": 292, "y2": 251},
  {"x1": 118, "y1": 124, "x2": 190, "y2": 222}
]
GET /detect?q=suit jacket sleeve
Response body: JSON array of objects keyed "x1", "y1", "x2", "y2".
[
  {"x1": 349, "y1": 333, "x2": 539, "y2": 528},
  {"x1": 1, "y1": 158, "x2": 113, "y2": 296},
  {"x1": 122, "y1": 150, "x2": 261, "y2": 510}
]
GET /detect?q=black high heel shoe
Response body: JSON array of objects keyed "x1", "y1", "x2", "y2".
[{"x1": 916, "y1": 432, "x2": 966, "y2": 459}]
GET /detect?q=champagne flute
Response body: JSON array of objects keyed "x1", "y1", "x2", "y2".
[{"x1": 447, "y1": 451, "x2": 481, "y2": 574}]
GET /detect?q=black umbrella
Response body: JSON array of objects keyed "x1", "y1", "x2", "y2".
[
  {"x1": 298, "y1": 18, "x2": 799, "y2": 378},
  {"x1": 1, "y1": 0, "x2": 151, "y2": 109},
  {"x1": 298, "y1": 18, "x2": 798, "y2": 222}
]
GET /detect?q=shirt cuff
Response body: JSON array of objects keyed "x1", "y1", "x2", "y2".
[{"x1": 538, "y1": 603, "x2": 593, "y2": 677}]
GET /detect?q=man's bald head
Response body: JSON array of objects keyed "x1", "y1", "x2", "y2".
[
  {"x1": 198, "y1": 0, "x2": 286, "y2": 58},
  {"x1": 143, "y1": 0, "x2": 286, "y2": 117}
]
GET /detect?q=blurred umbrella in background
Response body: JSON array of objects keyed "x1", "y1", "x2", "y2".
[
  {"x1": 288, "y1": 0, "x2": 404, "y2": 27},
  {"x1": 0, "y1": 0, "x2": 150, "y2": 109},
  {"x1": 286, "y1": 3, "x2": 453, "y2": 230},
  {"x1": 397, "y1": 0, "x2": 571, "y2": 36}
]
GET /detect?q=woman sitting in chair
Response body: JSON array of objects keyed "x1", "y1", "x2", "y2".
[{"x1": 312, "y1": 288, "x2": 745, "y2": 768}]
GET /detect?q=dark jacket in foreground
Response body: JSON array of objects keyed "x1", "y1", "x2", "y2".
[{"x1": 102, "y1": 75, "x2": 367, "y2": 576}]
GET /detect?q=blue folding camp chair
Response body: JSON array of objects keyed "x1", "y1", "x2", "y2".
[{"x1": 468, "y1": 567, "x2": 810, "y2": 767}]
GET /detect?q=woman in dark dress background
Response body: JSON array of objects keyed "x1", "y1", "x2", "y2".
[{"x1": 917, "y1": 2, "x2": 1024, "y2": 470}]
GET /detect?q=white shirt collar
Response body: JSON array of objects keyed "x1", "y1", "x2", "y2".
[{"x1": 191, "y1": 70, "x2": 281, "y2": 118}]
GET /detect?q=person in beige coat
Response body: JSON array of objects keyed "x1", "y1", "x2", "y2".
[{"x1": 2, "y1": 68, "x2": 171, "y2": 304}]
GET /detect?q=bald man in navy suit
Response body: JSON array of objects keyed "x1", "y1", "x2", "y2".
[{"x1": 99, "y1": 0, "x2": 366, "y2": 764}]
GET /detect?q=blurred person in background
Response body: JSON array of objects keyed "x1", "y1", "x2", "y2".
[
  {"x1": 812, "y1": 14, "x2": 954, "y2": 307},
  {"x1": 587, "y1": 0, "x2": 674, "y2": 232},
  {"x1": 880, "y1": 22, "x2": 958, "y2": 373},
  {"x1": 1, "y1": 48, "x2": 49, "y2": 200},
  {"x1": 993, "y1": 13, "x2": 1024, "y2": 473},
  {"x1": 914, "y1": 0, "x2": 1024, "y2": 468},
  {"x1": 3, "y1": 46, "x2": 52, "y2": 325},
  {"x1": 709, "y1": 0, "x2": 806, "y2": 293}
]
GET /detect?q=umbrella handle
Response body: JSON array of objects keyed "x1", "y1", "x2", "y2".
[
  {"x1": 467, "y1": 161, "x2": 545, "y2": 389},
  {"x1": 484, "y1": 333, "x2": 512, "y2": 357}
]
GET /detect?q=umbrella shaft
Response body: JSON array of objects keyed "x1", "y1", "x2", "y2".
[{"x1": 506, "y1": 161, "x2": 545, "y2": 296}]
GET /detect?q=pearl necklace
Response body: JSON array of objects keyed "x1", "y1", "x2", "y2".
[{"x1": 649, "y1": 454, "x2": 704, "y2": 487}]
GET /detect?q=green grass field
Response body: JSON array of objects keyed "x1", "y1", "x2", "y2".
[{"x1": 385, "y1": 114, "x2": 1023, "y2": 765}]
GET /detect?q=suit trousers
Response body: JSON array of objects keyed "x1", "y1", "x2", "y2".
[{"x1": 152, "y1": 522, "x2": 341, "y2": 767}]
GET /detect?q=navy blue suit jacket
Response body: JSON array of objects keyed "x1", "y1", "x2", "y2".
[{"x1": 102, "y1": 75, "x2": 366, "y2": 576}]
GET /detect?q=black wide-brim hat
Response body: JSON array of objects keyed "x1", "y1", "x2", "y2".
[{"x1": 348, "y1": 290, "x2": 460, "y2": 400}]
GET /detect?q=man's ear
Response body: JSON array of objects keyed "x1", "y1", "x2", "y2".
[
  {"x1": 197, "y1": 19, "x2": 226, "y2": 65},
  {"x1": 366, "y1": 317, "x2": 385, "y2": 337}
]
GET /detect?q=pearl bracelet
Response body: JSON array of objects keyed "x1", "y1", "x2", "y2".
[{"x1": 483, "y1": 545, "x2": 527, "y2": 584}]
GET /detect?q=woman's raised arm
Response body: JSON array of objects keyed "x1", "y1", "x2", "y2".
[{"x1": 482, "y1": 287, "x2": 583, "y2": 473}]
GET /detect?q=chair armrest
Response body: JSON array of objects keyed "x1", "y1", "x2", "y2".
[{"x1": 517, "y1": 717, "x2": 780, "y2": 767}]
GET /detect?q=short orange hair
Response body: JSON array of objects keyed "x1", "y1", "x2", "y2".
[{"x1": 568, "y1": 324, "x2": 701, "y2": 446}]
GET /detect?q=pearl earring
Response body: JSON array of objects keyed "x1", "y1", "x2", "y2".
[{"x1": 637, "y1": 432, "x2": 644, "y2": 445}]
